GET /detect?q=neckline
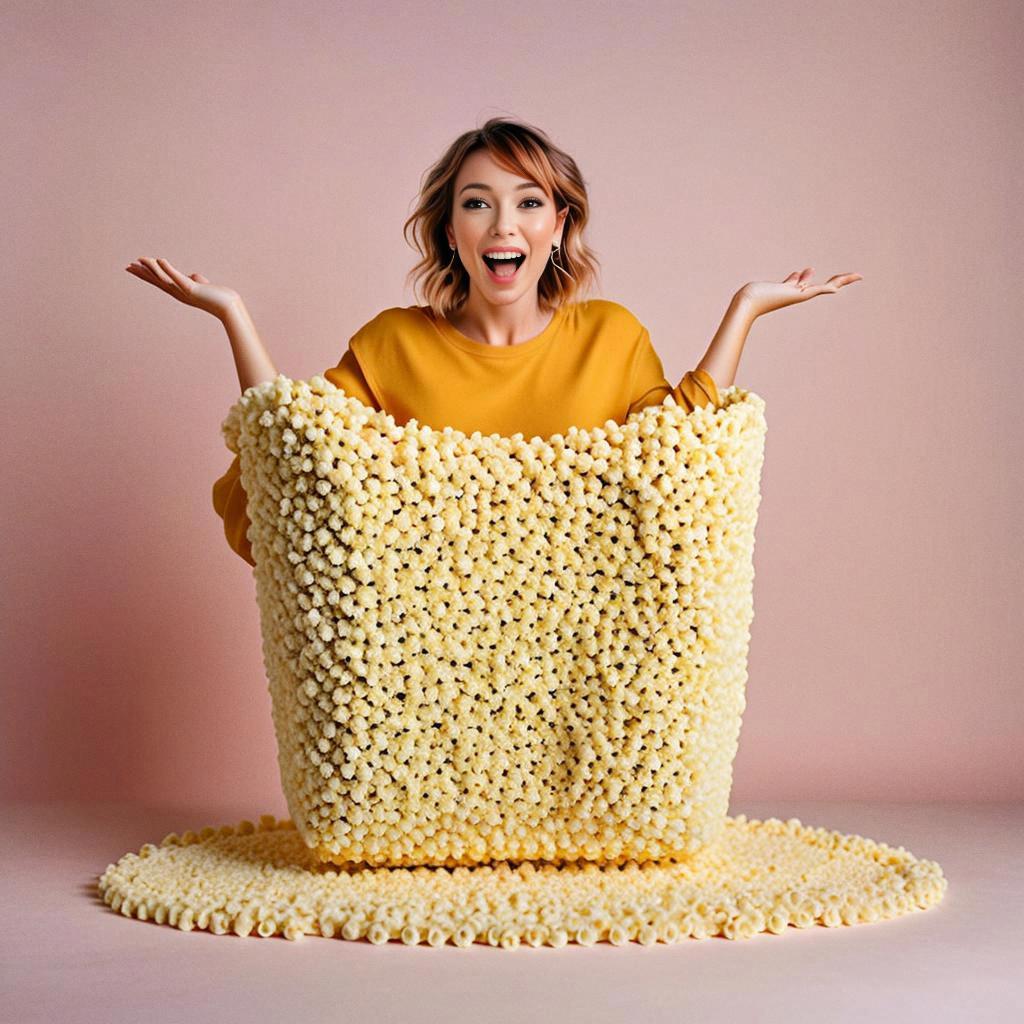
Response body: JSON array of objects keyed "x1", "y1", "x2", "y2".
[{"x1": 420, "y1": 303, "x2": 568, "y2": 359}]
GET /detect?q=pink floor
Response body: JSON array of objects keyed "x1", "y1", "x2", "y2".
[{"x1": 4, "y1": 799, "x2": 1020, "y2": 1023}]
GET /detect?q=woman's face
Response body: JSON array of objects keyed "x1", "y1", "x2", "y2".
[{"x1": 447, "y1": 149, "x2": 568, "y2": 307}]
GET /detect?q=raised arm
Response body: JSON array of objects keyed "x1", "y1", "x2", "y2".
[
  {"x1": 221, "y1": 297, "x2": 279, "y2": 395},
  {"x1": 694, "y1": 291, "x2": 757, "y2": 391},
  {"x1": 697, "y1": 268, "x2": 865, "y2": 388},
  {"x1": 124, "y1": 256, "x2": 280, "y2": 396},
  {"x1": 124, "y1": 255, "x2": 284, "y2": 566}
]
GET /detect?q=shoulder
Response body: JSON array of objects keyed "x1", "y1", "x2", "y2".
[
  {"x1": 564, "y1": 299, "x2": 648, "y2": 364},
  {"x1": 348, "y1": 305, "x2": 428, "y2": 346},
  {"x1": 567, "y1": 298, "x2": 646, "y2": 338}
]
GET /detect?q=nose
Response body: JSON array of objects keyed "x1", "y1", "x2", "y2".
[{"x1": 490, "y1": 205, "x2": 520, "y2": 239}]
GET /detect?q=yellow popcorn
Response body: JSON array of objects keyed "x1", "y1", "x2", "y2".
[{"x1": 96, "y1": 376, "x2": 947, "y2": 945}]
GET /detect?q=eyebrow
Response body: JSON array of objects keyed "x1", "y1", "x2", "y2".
[{"x1": 458, "y1": 181, "x2": 543, "y2": 195}]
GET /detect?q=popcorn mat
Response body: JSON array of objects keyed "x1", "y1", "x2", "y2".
[
  {"x1": 96, "y1": 379, "x2": 947, "y2": 945},
  {"x1": 96, "y1": 812, "x2": 947, "y2": 945}
]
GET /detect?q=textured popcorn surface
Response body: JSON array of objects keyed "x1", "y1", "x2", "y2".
[
  {"x1": 220, "y1": 376, "x2": 768, "y2": 868},
  {"x1": 96, "y1": 813, "x2": 948, "y2": 945}
]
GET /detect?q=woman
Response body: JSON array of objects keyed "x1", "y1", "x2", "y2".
[{"x1": 126, "y1": 117, "x2": 861, "y2": 568}]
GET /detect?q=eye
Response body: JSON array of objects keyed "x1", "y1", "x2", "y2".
[{"x1": 463, "y1": 198, "x2": 544, "y2": 209}]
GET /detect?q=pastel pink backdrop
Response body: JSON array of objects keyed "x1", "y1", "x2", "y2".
[{"x1": 3, "y1": 0, "x2": 1019, "y2": 811}]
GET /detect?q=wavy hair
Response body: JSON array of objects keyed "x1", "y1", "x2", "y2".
[{"x1": 402, "y1": 117, "x2": 602, "y2": 319}]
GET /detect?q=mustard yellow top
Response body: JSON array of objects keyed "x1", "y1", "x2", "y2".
[{"x1": 213, "y1": 299, "x2": 720, "y2": 567}]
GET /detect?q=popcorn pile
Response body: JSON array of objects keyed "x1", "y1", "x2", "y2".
[{"x1": 96, "y1": 377, "x2": 947, "y2": 944}]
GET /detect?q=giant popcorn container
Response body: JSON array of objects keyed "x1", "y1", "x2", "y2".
[{"x1": 220, "y1": 375, "x2": 768, "y2": 869}]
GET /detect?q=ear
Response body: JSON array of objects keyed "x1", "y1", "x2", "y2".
[{"x1": 554, "y1": 206, "x2": 569, "y2": 246}]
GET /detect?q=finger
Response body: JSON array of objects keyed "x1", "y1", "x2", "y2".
[
  {"x1": 140, "y1": 256, "x2": 176, "y2": 289},
  {"x1": 157, "y1": 258, "x2": 192, "y2": 290},
  {"x1": 127, "y1": 262, "x2": 164, "y2": 288}
]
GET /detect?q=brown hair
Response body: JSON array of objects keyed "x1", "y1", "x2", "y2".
[{"x1": 402, "y1": 117, "x2": 602, "y2": 319}]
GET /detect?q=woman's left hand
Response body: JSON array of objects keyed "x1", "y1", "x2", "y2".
[{"x1": 738, "y1": 267, "x2": 863, "y2": 318}]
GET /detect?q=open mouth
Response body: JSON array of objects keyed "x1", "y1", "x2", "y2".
[{"x1": 482, "y1": 253, "x2": 527, "y2": 281}]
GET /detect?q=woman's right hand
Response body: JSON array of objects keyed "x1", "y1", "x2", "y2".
[{"x1": 124, "y1": 256, "x2": 242, "y2": 320}]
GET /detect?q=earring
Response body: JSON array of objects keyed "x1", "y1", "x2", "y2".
[
  {"x1": 445, "y1": 243, "x2": 457, "y2": 270},
  {"x1": 549, "y1": 242, "x2": 571, "y2": 278}
]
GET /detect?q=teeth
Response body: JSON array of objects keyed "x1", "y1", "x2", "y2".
[{"x1": 484, "y1": 252, "x2": 523, "y2": 260}]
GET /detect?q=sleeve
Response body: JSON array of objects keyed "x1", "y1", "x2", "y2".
[
  {"x1": 626, "y1": 326, "x2": 719, "y2": 417},
  {"x1": 211, "y1": 347, "x2": 382, "y2": 568}
]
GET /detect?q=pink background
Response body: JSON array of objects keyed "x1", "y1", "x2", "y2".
[{"x1": 3, "y1": 0, "x2": 1020, "y2": 812}]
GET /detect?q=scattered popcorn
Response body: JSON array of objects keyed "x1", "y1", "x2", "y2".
[
  {"x1": 96, "y1": 376, "x2": 946, "y2": 944},
  {"x1": 97, "y1": 812, "x2": 947, "y2": 945}
]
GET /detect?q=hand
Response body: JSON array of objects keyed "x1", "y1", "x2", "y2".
[
  {"x1": 737, "y1": 267, "x2": 863, "y2": 318},
  {"x1": 124, "y1": 256, "x2": 242, "y2": 320}
]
